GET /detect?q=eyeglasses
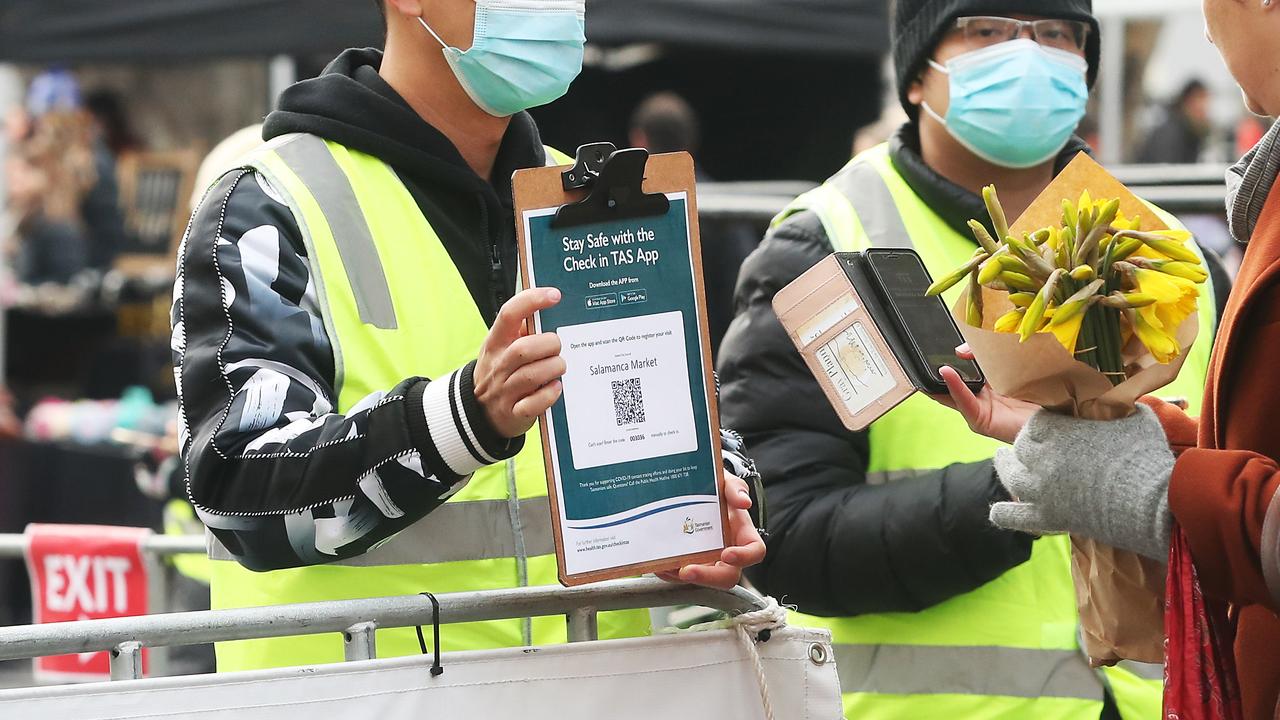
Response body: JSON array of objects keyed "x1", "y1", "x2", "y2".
[{"x1": 954, "y1": 16, "x2": 1091, "y2": 53}]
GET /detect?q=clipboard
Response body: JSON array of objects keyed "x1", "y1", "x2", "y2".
[{"x1": 513, "y1": 144, "x2": 729, "y2": 587}]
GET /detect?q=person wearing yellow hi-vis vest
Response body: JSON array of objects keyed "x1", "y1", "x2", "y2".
[
  {"x1": 173, "y1": 0, "x2": 764, "y2": 673},
  {"x1": 718, "y1": 1, "x2": 1228, "y2": 718}
]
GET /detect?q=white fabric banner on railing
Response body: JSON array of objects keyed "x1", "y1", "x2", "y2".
[{"x1": 0, "y1": 627, "x2": 841, "y2": 720}]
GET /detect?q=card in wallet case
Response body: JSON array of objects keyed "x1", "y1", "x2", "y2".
[
  {"x1": 772, "y1": 253, "x2": 915, "y2": 432},
  {"x1": 773, "y1": 250, "x2": 983, "y2": 431}
]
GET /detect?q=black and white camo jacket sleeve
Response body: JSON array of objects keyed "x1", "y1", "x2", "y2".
[{"x1": 173, "y1": 169, "x2": 524, "y2": 572}]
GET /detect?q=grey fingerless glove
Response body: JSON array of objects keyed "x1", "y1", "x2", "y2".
[{"x1": 990, "y1": 404, "x2": 1175, "y2": 561}]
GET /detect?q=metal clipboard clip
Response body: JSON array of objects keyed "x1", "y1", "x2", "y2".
[{"x1": 552, "y1": 143, "x2": 671, "y2": 229}]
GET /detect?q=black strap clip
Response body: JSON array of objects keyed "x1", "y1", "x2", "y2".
[{"x1": 416, "y1": 591, "x2": 444, "y2": 677}]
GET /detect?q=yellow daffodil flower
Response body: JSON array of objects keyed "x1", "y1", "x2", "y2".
[
  {"x1": 994, "y1": 308, "x2": 1024, "y2": 334},
  {"x1": 1130, "y1": 229, "x2": 1201, "y2": 264},
  {"x1": 1130, "y1": 307, "x2": 1181, "y2": 363},
  {"x1": 1129, "y1": 268, "x2": 1198, "y2": 362},
  {"x1": 1047, "y1": 311, "x2": 1085, "y2": 354}
]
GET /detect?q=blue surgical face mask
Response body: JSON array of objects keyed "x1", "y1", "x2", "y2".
[
  {"x1": 419, "y1": 0, "x2": 586, "y2": 118},
  {"x1": 922, "y1": 39, "x2": 1089, "y2": 169}
]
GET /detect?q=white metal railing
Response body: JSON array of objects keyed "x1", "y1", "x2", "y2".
[
  {"x1": 697, "y1": 167, "x2": 1230, "y2": 223},
  {"x1": 0, "y1": 533, "x2": 204, "y2": 559},
  {"x1": 0, "y1": 577, "x2": 765, "y2": 682},
  {"x1": 1110, "y1": 163, "x2": 1232, "y2": 186}
]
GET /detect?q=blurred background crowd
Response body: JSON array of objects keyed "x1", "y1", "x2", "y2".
[{"x1": 0, "y1": 0, "x2": 1269, "y2": 675}]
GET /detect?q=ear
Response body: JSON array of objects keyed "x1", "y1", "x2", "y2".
[
  {"x1": 386, "y1": 0, "x2": 425, "y2": 17},
  {"x1": 906, "y1": 77, "x2": 925, "y2": 108}
]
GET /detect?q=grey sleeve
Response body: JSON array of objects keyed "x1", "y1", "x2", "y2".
[{"x1": 1261, "y1": 487, "x2": 1280, "y2": 609}]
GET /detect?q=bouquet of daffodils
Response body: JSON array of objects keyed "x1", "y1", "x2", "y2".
[
  {"x1": 927, "y1": 153, "x2": 1209, "y2": 667},
  {"x1": 924, "y1": 154, "x2": 1205, "y2": 422},
  {"x1": 927, "y1": 185, "x2": 1207, "y2": 381}
]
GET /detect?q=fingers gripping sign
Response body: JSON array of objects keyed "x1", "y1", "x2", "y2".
[
  {"x1": 474, "y1": 288, "x2": 566, "y2": 439},
  {"x1": 656, "y1": 471, "x2": 767, "y2": 590}
]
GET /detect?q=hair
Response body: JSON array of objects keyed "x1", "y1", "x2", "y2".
[
  {"x1": 85, "y1": 89, "x2": 139, "y2": 156},
  {"x1": 372, "y1": 0, "x2": 387, "y2": 28},
  {"x1": 1177, "y1": 78, "x2": 1209, "y2": 107},
  {"x1": 629, "y1": 92, "x2": 700, "y2": 155}
]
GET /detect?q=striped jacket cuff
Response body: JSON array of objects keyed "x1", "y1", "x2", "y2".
[{"x1": 414, "y1": 362, "x2": 523, "y2": 477}]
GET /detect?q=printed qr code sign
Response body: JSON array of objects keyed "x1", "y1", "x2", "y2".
[{"x1": 611, "y1": 378, "x2": 646, "y2": 426}]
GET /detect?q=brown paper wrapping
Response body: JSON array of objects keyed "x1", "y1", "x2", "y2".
[
  {"x1": 1071, "y1": 537, "x2": 1167, "y2": 665},
  {"x1": 955, "y1": 153, "x2": 1198, "y2": 666}
]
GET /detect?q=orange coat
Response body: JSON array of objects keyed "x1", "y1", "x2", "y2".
[{"x1": 1149, "y1": 183, "x2": 1280, "y2": 720}]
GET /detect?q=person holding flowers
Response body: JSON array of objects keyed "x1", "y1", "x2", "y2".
[
  {"x1": 941, "y1": 1, "x2": 1280, "y2": 716},
  {"x1": 719, "y1": 1, "x2": 1224, "y2": 718}
]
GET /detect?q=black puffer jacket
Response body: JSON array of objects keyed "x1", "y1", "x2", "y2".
[{"x1": 721, "y1": 125, "x2": 1087, "y2": 617}]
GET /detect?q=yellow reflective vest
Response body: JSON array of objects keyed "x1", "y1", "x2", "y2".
[
  {"x1": 775, "y1": 143, "x2": 1215, "y2": 720},
  {"x1": 207, "y1": 134, "x2": 648, "y2": 672}
]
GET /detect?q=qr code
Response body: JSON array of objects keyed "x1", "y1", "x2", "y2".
[{"x1": 611, "y1": 378, "x2": 646, "y2": 426}]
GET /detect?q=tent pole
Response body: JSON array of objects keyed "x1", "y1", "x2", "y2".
[
  {"x1": 268, "y1": 55, "x2": 298, "y2": 111},
  {"x1": 0, "y1": 64, "x2": 22, "y2": 388},
  {"x1": 1098, "y1": 16, "x2": 1127, "y2": 167}
]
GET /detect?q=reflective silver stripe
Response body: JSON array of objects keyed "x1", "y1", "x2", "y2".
[
  {"x1": 1117, "y1": 660, "x2": 1165, "y2": 682},
  {"x1": 207, "y1": 498, "x2": 555, "y2": 566},
  {"x1": 834, "y1": 643, "x2": 1104, "y2": 701},
  {"x1": 273, "y1": 134, "x2": 398, "y2": 330},
  {"x1": 826, "y1": 160, "x2": 916, "y2": 250},
  {"x1": 864, "y1": 469, "x2": 927, "y2": 486}
]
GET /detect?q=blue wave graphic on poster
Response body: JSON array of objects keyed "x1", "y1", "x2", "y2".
[{"x1": 567, "y1": 500, "x2": 716, "y2": 530}]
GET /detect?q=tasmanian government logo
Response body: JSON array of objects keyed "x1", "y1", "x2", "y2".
[{"x1": 682, "y1": 517, "x2": 713, "y2": 535}]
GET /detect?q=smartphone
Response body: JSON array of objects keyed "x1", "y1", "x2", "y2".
[{"x1": 861, "y1": 248, "x2": 984, "y2": 394}]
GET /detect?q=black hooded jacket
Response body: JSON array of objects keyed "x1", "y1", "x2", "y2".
[{"x1": 173, "y1": 50, "x2": 550, "y2": 570}]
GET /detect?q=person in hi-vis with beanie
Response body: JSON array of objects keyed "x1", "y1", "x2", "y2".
[{"x1": 718, "y1": 1, "x2": 1224, "y2": 718}]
